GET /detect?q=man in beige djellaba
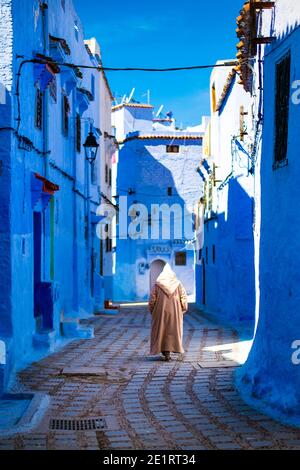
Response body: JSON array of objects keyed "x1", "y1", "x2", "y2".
[{"x1": 148, "y1": 264, "x2": 188, "y2": 361}]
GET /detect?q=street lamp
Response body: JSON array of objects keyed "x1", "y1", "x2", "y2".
[{"x1": 83, "y1": 127, "x2": 99, "y2": 164}]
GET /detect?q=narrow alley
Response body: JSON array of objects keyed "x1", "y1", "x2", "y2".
[{"x1": 1, "y1": 306, "x2": 300, "y2": 451}]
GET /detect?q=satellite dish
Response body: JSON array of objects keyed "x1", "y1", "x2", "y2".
[
  {"x1": 156, "y1": 105, "x2": 164, "y2": 117},
  {"x1": 127, "y1": 88, "x2": 135, "y2": 103}
]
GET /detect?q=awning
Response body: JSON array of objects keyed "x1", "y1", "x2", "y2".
[
  {"x1": 35, "y1": 173, "x2": 60, "y2": 195},
  {"x1": 31, "y1": 173, "x2": 60, "y2": 210}
]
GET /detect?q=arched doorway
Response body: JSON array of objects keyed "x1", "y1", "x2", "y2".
[{"x1": 150, "y1": 260, "x2": 166, "y2": 292}]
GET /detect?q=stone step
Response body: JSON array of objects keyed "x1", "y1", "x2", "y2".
[
  {"x1": 33, "y1": 330, "x2": 56, "y2": 350},
  {"x1": 61, "y1": 320, "x2": 94, "y2": 339}
]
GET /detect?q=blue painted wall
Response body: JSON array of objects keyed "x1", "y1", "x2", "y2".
[
  {"x1": 198, "y1": 178, "x2": 255, "y2": 329},
  {"x1": 237, "y1": 24, "x2": 300, "y2": 426},
  {"x1": 0, "y1": 0, "x2": 105, "y2": 392}
]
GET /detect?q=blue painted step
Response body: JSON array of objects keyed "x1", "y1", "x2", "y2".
[
  {"x1": 61, "y1": 319, "x2": 94, "y2": 339},
  {"x1": 33, "y1": 329, "x2": 56, "y2": 350}
]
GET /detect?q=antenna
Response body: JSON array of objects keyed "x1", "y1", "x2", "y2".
[
  {"x1": 156, "y1": 105, "x2": 164, "y2": 117},
  {"x1": 142, "y1": 89, "x2": 151, "y2": 104},
  {"x1": 121, "y1": 94, "x2": 127, "y2": 104},
  {"x1": 126, "y1": 88, "x2": 135, "y2": 103}
]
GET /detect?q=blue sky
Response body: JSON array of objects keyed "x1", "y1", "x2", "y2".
[{"x1": 73, "y1": 0, "x2": 243, "y2": 127}]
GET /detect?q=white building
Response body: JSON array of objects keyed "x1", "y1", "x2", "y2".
[{"x1": 111, "y1": 102, "x2": 206, "y2": 302}]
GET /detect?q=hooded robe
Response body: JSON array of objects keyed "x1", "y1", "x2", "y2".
[{"x1": 148, "y1": 264, "x2": 188, "y2": 355}]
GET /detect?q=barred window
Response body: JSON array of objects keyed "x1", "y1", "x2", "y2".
[
  {"x1": 49, "y1": 76, "x2": 57, "y2": 103},
  {"x1": 75, "y1": 113, "x2": 81, "y2": 152},
  {"x1": 175, "y1": 251, "x2": 186, "y2": 266},
  {"x1": 274, "y1": 52, "x2": 291, "y2": 165},
  {"x1": 62, "y1": 94, "x2": 70, "y2": 137},
  {"x1": 105, "y1": 224, "x2": 112, "y2": 252},
  {"x1": 239, "y1": 105, "x2": 248, "y2": 142},
  {"x1": 35, "y1": 87, "x2": 43, "y2": 130}
]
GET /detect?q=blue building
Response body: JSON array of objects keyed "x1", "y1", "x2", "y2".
[
  {"x1": 236, "y1": 0, "x2": 300, "y2": 426},
  {"x1": 0, "y1": 0, "x2": 112, "y2": 392},
  {"x1": 112, "y1": 102, "x2": 205, "y2": 302},
  {"x1": 195, "y1": 60, "x2": 255, "y2": 331}
]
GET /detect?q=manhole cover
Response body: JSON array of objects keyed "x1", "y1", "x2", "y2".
[{"x1": 49, "y1": 417, "x2": 107, "y2": 431}]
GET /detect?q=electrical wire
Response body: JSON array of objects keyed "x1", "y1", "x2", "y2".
[
  {"x1": 104, "y1": 64, "x2": 239, "y2": 72},
  {"x1": 16, "y1": 57, "x2": 239, "y2": 76}
]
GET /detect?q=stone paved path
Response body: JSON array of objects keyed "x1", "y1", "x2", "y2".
[{"x1": 1, "y1": 305, "x2": 300, "y2": 450}]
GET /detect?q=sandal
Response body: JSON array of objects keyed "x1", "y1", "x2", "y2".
[{"x1": 162, "y1": 351, "x2": 171, "y2": 362}]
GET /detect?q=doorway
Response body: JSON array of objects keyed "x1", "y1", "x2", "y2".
[
  {"x1": 33, "y1": 211, "x2": 42, "y2": 329},
  {"x1": 150, "y1": 260, "x2": 166, "y2": 292}
]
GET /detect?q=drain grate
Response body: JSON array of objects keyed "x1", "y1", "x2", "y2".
[{"x1": 49, "y1": 417, "x2": 107, "y2": 432}]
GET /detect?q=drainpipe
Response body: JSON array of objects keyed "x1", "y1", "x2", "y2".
[
  {"x1": 72, "y1": 110, "x2": 79, "y2": 312},
  {"x1": 40, "y1": 1, "x2": 49, "y2": 179},
  {"x1": 86, "y1": 128, "x2": 91, "y2": 310}
]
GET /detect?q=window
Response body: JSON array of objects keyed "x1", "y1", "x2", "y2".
[
  {"x1": 166, "y1": 145, "x2": 179, "y2": 153},
  {"x1": 175, "y1": 251, "x2": 187, "y2": 266},
  {"x1": 211, "y1": 82, "x2": 217, "y2": 113},
  {"x1": 100, "y1": 239, "x2": 103, "y2": 276},
  {"x1": 91, "y1": 75, "x2": 95, "y2": 100},
  {"x1": 75, "y1": 113, "x2": 81, "y2": 152},
  {"x1": 239, "y1": 106, "x2": 248, "y2": 142},
  {"x1": 61, "y1": 0, "x2": 65, "y2": 11},
  {"x1": 109, "y1": 168, "x2": 112, "y2": 187},
  {"x1": 105, "y1": 164, "x2": 108, "y2": 184},
  {"x1": 62, "y1": 94, "x2": 70, "y2": 137},
  {"x1": 148, "y1": 214, "x2": 152, "y2": 226},
  {"x1": 49, "y1": 76, "x2": 57, "y2": 103},
  {"x1": 274, "y1": 52, "x2": 291, "y2": 165},
  {"x1": 167, "y1": 187, "x2": 173, "y2": 196},
  {"x1": 105, "y1": 224, "x2": 112, "y2": 252},
  {"x1": 35, "y1": 87, "x2": 43, "y2": 130},
  {"x1": 212, "y1": 245, "x2": 216, "y2": 264}
]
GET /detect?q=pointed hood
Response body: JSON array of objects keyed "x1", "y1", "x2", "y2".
[{"x1": 155, "y1": 263, "x2": 180, "y2": 297}]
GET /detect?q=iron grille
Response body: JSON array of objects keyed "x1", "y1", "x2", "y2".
[
  {"x1": 35, "y1": 88, "x2": 43, "y2": 130},
  {"x1": 274, "y1": 52, "x2": 291, "y2": 164},
  {"x1": 49, "y1": 417, "x2": 107, "y2": 431},
  {"x1": 76, "y1": 113, "x2": 81, "y2": 153},
  {"x1": 62, "y1": 94, "x2": 70, "y2": 137}
]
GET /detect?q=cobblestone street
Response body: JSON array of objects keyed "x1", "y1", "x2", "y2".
[{"x1": 1, "y1": 305, "x2": 300, "y2": 451}]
